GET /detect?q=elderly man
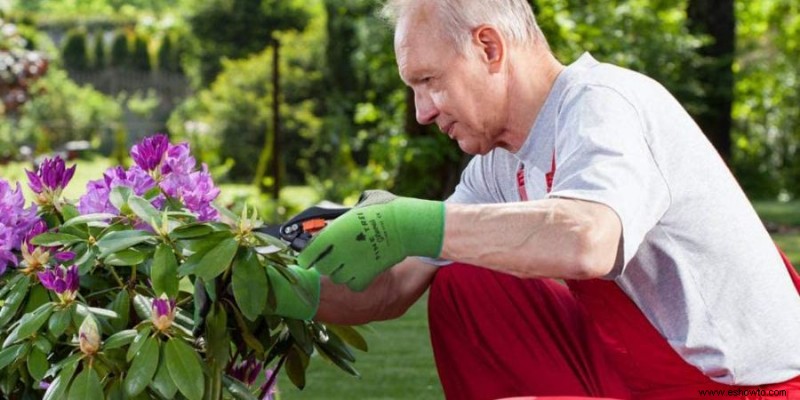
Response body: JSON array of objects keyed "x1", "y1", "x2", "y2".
[{"x1": 278, "y1": 0, "x2": 800, "y2": 398}]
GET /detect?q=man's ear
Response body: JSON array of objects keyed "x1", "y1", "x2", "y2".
[{"x1": 472, "y1": 25, "x2": 505, "y2": 73}]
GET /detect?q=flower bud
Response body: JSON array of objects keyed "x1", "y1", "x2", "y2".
[
  {"x1": 79, "y1": 314, "x2": 101, "y2": 355},
  {"x1": 151, "y1": 294, "x2": 177, "y2": 332}
]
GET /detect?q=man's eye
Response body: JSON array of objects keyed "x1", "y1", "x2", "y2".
[{"x1": 421, "y1": 77, "x2": 432, "y2": 84}]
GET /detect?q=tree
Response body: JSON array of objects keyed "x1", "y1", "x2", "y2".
[
  {"x1": 687, "y1": 0, "x2": 736, "y2": 162},
  {"x1": 62, "y1": 28, "x2": 90, "y2": 71},
  {"x1": 186, "y1": 0, "x2": 310, "y2": 87}
]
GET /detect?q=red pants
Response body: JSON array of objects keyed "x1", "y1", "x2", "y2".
[{"x1": 428, "y1": 252, "x2": 800, "y2": 400}]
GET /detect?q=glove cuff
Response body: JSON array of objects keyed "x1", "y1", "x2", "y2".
[
  {"x1": 395, "y1": 198, "x2": 445, "y2": 258},
  {"x1": 268, "y1": 265, "x2": 321, "y2": 320}
]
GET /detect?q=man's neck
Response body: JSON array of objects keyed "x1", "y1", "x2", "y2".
[{"x1": 499, "y1": 44, "x2": 564, "y2": 152}]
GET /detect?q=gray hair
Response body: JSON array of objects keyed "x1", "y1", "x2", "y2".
[{"x1": 380, "y1": 0, "x2": 545, "y2": 52}]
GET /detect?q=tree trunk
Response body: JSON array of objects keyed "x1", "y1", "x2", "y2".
[{"x1": 687, "y1": 0, "x2": 736, "y2": 163}]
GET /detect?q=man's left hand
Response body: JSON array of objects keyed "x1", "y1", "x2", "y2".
[{"x1": 297, "y1": 190, "x2": 444, "y2": 291}]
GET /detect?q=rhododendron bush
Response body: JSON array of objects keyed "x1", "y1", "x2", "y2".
[{"x1": 0, "y1": 134, "x2": 366, "y2": 399}]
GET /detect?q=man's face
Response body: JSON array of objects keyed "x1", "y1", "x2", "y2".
[{"x1": 395, "y1": 8, "x2": 506, "y2": 155}]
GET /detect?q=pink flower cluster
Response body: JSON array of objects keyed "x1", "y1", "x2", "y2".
[
  {"x1": 78, "y1": 134, "x2": 220, "y2": 221},
  {"x1": 0, "y1": 180, "x2": 40, "y2": 274}
]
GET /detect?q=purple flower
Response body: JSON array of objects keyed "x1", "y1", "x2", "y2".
[
  {"x1": 37, "y1": 265, "x2": 79, "y2": 303},
  {"x1": 54, "y1": 251, "x2": 75, "y2": 262},
  {"x1": 0, "y1": 225, "x2": 18, "y2": 275},
  {"x1": 0, "y1": 180, "x2": 39, "y2": 274},
  {"x1": 130, "y1": 134, "x2": 170, "y2": 172},
  {"x1": 22, "y1": 220, "x2": 48, "y2": 254},
  {"x1": 161, "y1": 142, "x2": 196, "y2": 176},
  {"x1": 151, "y1": 295, "x2": 176, "y2": 332},
  {"x1": 161, "y1": 164, "x2": 220, "y2": 221},
  {"x1": 261, "y1": 368, "x2": 277, "y2": 400},
  {"x1": 26, "y1": 156, "x2": 76, "y2": 195},
  {"x1": 19, "y1": 220, "x2": 51, "y2": 272},
  {"x1": 228, "y1": 356, "x2": 263, "y2": 386},
  {"x1": 78, "y1": 166, "x2": 158, "y2": 215}
]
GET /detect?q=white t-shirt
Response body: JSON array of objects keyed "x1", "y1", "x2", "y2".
[{"x1": 448, "y1": 53, "x2": 800, "y2": 385}]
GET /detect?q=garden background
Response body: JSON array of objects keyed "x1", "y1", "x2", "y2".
[{"x1": 1, "y1": 0, "x2": 799, "y2": 398}]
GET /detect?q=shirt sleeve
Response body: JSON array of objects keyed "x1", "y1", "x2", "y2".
[{"x1": 547, "y1": 84, "x2": 671, "y2": 278}]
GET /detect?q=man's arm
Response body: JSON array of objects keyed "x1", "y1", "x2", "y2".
[
  {"x1": 314, "y1": 257, "x2": 437, "y2": 325},
  {"x1": 442, "y1": 197, "x2": 622, "y2": 280}
]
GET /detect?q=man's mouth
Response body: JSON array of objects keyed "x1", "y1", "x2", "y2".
[{"x1": 442, "y1": 123, "x2": 455, "y2": 139}]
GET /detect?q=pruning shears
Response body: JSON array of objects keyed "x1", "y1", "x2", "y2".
[{"x1": 257, "y1": 204, "x2": 351, "y2": 251}]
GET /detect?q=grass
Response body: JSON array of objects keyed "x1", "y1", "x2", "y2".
[
  {"x1": 277, "y1": 295, "x2": 442, "y2": 399},
  {"x1": 3, "y1": 157, "x2": 799, "y2": 398},
  {"x1": 753, "y1": 201, "x2": 800, "y2": 227}
]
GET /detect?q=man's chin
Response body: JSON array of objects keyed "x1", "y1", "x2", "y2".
[{"x1": 457, "y1": 139, "x2": 490, "y2": 156}]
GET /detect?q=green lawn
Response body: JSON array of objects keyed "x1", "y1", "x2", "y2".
[{"x1": 277, "y1": 295, "x2": 442, "y2": 399}]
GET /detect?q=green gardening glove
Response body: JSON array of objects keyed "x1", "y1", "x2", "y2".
[
  {"x1": 268, "y1": 265, "x2": 321, "y2": 320},
  {"x1": 297, "y1": 190, "x2": 445, "y2": 291}
]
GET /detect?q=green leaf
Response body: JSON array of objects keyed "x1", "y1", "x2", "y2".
[
  {"x1": 205, "y1": 303, "x2": 230, "y2": 366},
  {"x1": 132, "y1": 294, "x2": 153, "y2": 321},
  {"x1": 104, "y1": 249, "x2": 147, "y2": 266},
  {"x1": 33, "y1": 335, "x2": 53, "y2": 354},
  {"x1": 44, "y1": 352, "x2": 81, "y2": 380},
  {"x1": 75, "y1": 303, "x2": 118, "y2": 320},
  {"x1": 169, "y1": 223, "x2": 214, "y2": 240},
  {"x1": 193, "y1": 237, "x2": 239, "y2": 280},
  {"x1": 7, "y1": 302, "x2": 55, "y2": 346},
  {"x1": 230, "y1": 306, "x2": 264, "y2": 357},
  {"x1": 124, "y1": 336, "x2": 159, "y2": 397},
  {"x1": 128, "y1": 195, "x2": 161, "y2": 229},
  {"x1": 48, "y1": 307, "x2": 72, "y2": 338},
  {"x1": 328, "y1": 324, "x2": 369, "y2": 352},
  {"x1": 109, "y1": 186, "x2": 133, "y2": 212},
  {"x1": 108, "y1": 290, "x2": 131, "y2": 332},
  {"x1": 0, "y1": 273, "x2": 24, "y2": 298},
  {"x1": 316, "y1": 343, "x2": 360, "y2": 378},
  {"x1": 30, "y1": 232, "x2": 83, "y2": 247},
  {"x1": 150, "y1": 343, "x2": 178, "y2": 399},
  {"x1": 232, "y1": 249, "x2": 267, "y2": 321},
  {"x1": 61, "y1": 203, "x2": 80, "y2": 221},
  {"x1": 222, "y1": 376, "x2": 258, "y2": 400},
  {"x1": 0, "y1": 343, "x2": 26, "y2": 370},
  {"x1": 23, "y1": 284, "x2": 51, "y2": 314},
  {"x1": 152, "y1": 244, "x2": 179, "y2": 298},
  {"x1": 104, "y1": 329, "x2": 138, "y2": 350},
  {"x1": 96, "y1": 230, "x2": 156, "y2": 258},
  {"x1": 61, "y1": 213, "x2": 117, "y2": 228},
  {"x1": 0, "y1": 275, "x2": 30, "y2": 328},
  {"x1": 165, "y1": 338, "x2": 205, "y2": 400},
  {"x1": 286, "y1": 346, "x2": 308, "y2": 390},
  {"x1": 67, "y1": 367, "x2": 104, "y2": 400},
  {"x1": 127, "y1": 326, "x2": 152, "y2": 362},
  {"x1": 27, "y1": 346, "x2": 49, "y2": 381},
  {"x1": 43, "y1": 356, "x2": 79, "y2": 400},
  {"x1": 318, "y1": 329, "x2": 356, "y2": 363}
]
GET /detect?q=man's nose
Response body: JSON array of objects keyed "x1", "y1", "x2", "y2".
[{"x1": 415, "y1": 91, "x2": 438, "y2": 125}]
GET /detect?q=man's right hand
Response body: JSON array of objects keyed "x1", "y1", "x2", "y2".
[{"x1": 268, "y1": 265, "x2": 320, "y2": 320}]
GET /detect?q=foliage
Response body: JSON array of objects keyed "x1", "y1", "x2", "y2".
[
  {"x1": 168, "y1": 1, "x2": 324, "y2": 187},
  {"x1": 61, "y1": 28, "x2": 90, "y2": 71},
  {"x1": 532, "y1": 0, "x2": 706, "y2": 114},
  {"x1": 732, "y1": 0, "x2": 800, "y2": 199},
  {"x1": 130, "y1": 32, "x2": 151, "y2": 71},
  {"x1": 108, "y1": 30, "x2": 129, "y2": 68},
  {"x1": 156, "y1": 34, "x2": 180, "y2": 73},
  {"x1": 6, "y1": 67, "x2": 122, "y2": 152},
  {"x1": 184, "y1": 0, "x2": 310, "y2": 88},
  {"x1": 0, "y1": 18, "x2": 48, "y2": 118},
  {"x1": 92, "y1": 31, "x2": 106, "y2": 69},
  {"x1": 0, "y1": 136, "x2": 366, "y2": 399}
]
